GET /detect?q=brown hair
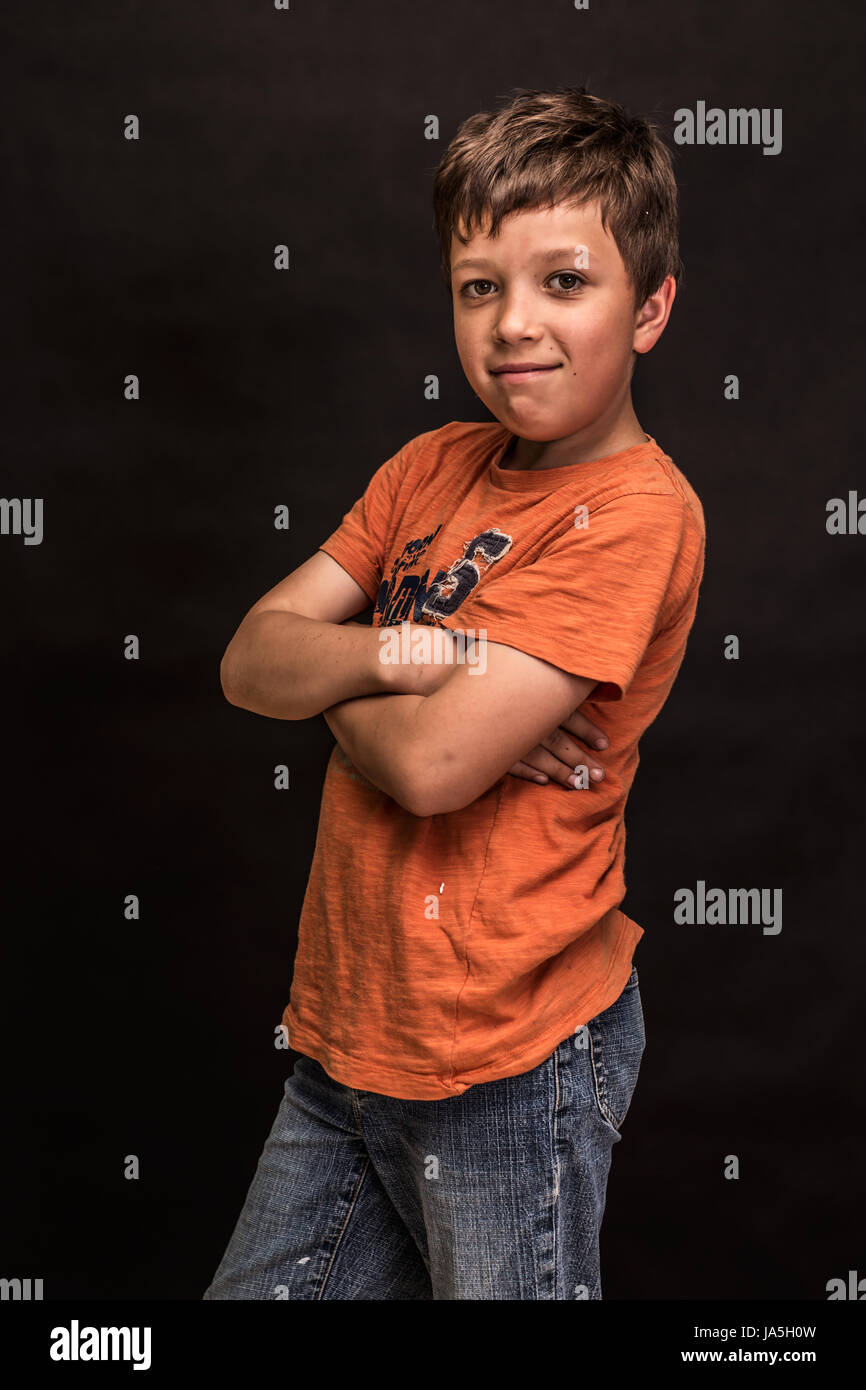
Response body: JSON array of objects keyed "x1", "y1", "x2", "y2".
[{"x1": 432, "y1": 86, "x2": 684, "y2": 309}]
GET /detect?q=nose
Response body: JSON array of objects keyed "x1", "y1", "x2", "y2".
[{"x1": 493, "y1": 286, "x2": 544, "y2": 342}]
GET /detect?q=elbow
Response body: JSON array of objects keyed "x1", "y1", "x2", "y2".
[
  {"x1": 399, "y1": 750, "x2": 472, "y2": 818},
  {"x1": 397, "y1": 751, "x2": 441, "y2": 818},
  {"x1": 220, "y1": 646, "x2": 243, "y2": 707},
  {"x1": 400, "y1": 783, "x2": 439, "y2": 819},
  {"x1": 219, "y1": 621, "x2": 305, "y2": 720},
  {"x1": 393, "y1": 763, "x2": 432, "y2": 817},
  {"x1": 404, "y1": 753, "x2": 508, "y2": 817},
  {"x1": 405, "y1": 787, "x2": 476, "y2": 818},
  {"x1": 220, "y1": 641, "x2": 264, "y2": 712}
]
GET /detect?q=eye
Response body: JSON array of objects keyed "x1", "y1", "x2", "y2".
[
  {"x1": 548, "y1": 272, "x2": 585, "y2": 294},
  {"x1": 459, "y1": 272, "x2": 586, "y2": 300},
  {"x1": 460, "y1": 279, "x2": 496, "y2": 299}
]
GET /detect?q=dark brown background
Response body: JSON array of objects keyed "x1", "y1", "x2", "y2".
[{"x1": 1, "y1": 0, "x2": 863, "y2": 1299}]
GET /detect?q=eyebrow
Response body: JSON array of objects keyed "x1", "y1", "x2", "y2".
[{"x1": 451, "y1": 246, "x2": 598, "y2": 274}]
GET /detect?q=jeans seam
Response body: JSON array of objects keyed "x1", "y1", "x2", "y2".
[
  {"x1": 316, "y1": 1156, "x2": 371, "y2": 1300},
  {"x1": 589, "y1": 1022, "x2": 619, "y2": 1131}
]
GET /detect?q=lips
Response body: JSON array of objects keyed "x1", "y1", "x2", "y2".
[
  {"x1": 490, "y1": 363, "x2": 561, "y2": 373},
  {"x1": 490, "y1": 363, "x2": 563, "y2": 384}
]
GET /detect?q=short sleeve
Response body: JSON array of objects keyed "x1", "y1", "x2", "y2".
[
  {"x1": 317, "y1": 434, "x2": 425, "y2": 602},
  {"x1": 436, "y1": 491, "x2": 693, "y2": 701}
]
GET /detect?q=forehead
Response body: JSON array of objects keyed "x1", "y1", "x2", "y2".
[{"x1": 450, "y1": 197, "x2": 619, "y2": 271}]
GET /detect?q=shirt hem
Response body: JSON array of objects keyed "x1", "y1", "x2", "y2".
[{"x1": 284, "y1": 913, "x2": 644, "y2": 1101}]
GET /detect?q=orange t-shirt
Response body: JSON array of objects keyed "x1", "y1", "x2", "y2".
[{"x1": 283, "y1": 420, "x2": 705, "y2": 1099}]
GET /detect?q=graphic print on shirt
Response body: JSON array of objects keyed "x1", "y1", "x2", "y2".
[{"x1": 376, "y1": 525, "x2": 514, "y2": 628}]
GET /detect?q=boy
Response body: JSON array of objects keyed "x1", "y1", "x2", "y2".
[{"x1": 203, "y1": 86, "x2": 705, "y2": 1301}]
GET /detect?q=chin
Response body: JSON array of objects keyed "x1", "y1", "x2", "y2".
[{"x1": 504, "y1": 413, "x2": 577, "y2": 441}]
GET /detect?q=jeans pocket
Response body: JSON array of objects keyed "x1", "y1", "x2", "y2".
[{"x1": 586, "y1": 968, "x2": 646, "y2": 1132}]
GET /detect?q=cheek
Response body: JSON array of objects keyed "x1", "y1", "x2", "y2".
[
  {"x1": 564, "y1": 310, "x2": 631, "y2": 371},
  {"x1": 454, "y1": 321, "x2": 483, "y2": 366}
]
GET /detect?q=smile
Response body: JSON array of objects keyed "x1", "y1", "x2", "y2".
[{"x1": 490, "y1": 365, "x2": 563, "y2": 383}]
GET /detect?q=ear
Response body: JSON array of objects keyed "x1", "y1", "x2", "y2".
[{"x1": 633, "y1": 275, "x2": 677, "y2": 355}]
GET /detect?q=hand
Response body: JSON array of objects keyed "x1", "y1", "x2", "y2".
[{"x1": 508, "y1": 704, "x2": 609, "y2": 789}]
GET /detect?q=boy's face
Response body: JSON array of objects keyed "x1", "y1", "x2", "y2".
[{"x1": 449, "y1": 198, "x2": 670, "y2": 451}]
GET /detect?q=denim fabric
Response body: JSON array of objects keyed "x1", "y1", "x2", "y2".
[{"x1": 203, "y1": 966, "x2": 645, "y2": 1300}]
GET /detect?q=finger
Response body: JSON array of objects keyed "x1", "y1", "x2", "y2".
[
  {"x1": 508, "y1": 760, "x2": 551, "y2": 784},
  {"x1": 513, "y1": 745, "x2": 604, "y2": 788},
  {"x1": 559, "y1": 707, "x2": 608, "y2": 749},
  {"x1": 540, "y1": 727, "x2": 605, "y2": 781}
]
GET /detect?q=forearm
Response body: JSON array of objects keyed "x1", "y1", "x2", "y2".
[
  {"x1": 323, "y1": 692, "x2": 427, "y2": 812},
  {"x1": 221, "y1": 610, "x2": 394, "y2": 720}
]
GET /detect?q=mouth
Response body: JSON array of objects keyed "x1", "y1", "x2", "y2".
[{"x1": 489, "y1": 364, "x2": 563, "y2": 383}]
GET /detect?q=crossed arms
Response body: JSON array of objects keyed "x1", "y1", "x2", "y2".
[{"x1": 220, "y1": 549, "x2": 604, "y2": 818}]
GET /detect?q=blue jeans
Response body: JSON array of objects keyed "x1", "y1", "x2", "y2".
[{"x1": 202, "y1": 966, "x2": 645, "y2": 1300}]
